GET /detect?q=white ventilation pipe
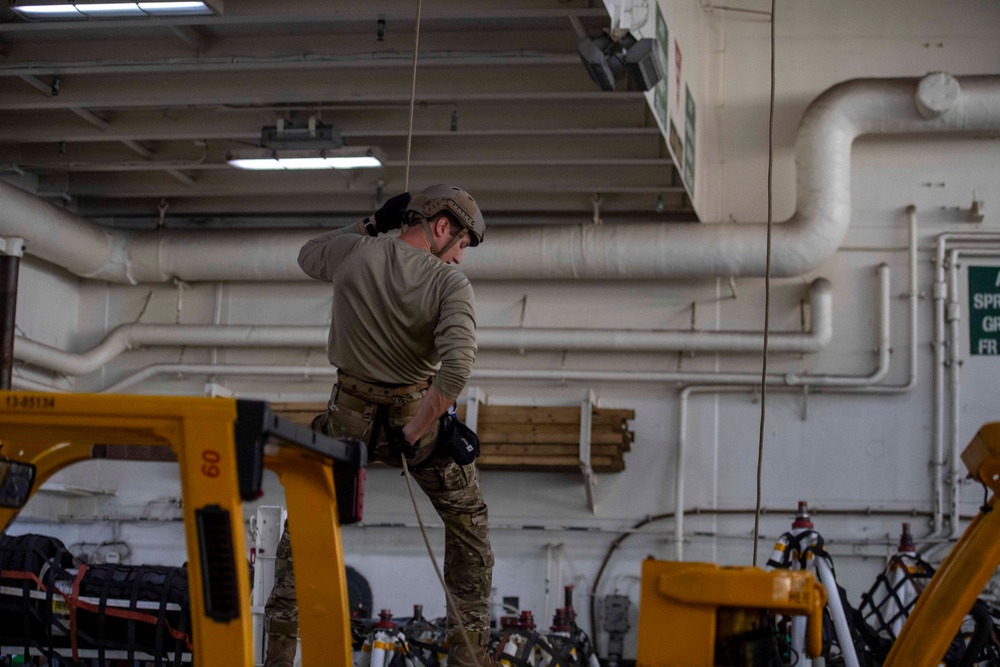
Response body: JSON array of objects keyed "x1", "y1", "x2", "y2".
[
  {"x1": 96, "y1": 267, "x2": 887, "y2": 394},
  {"x1": 14, "y1": 279, "x2": 831, "y2": 376},
  {"x1": 481, "y1": 278, "x2": 830, "y2": 353},
  {"x1": 2, "y1": 74, "x2": 999, "y2": 283}
]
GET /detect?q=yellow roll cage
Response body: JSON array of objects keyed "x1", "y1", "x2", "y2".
[{"x1": 0, "y1": 390, "x2": 366, "y2": 667}]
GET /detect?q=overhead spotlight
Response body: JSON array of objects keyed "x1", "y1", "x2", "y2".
[
  {"x1": 577, "y1": 29, "x2": 664, "y2": 92},
  {"x1": 576, "y1": 32, "x2": 620, "y2": 92},
  {"x1": 623, "y1": 37, "x2": 665, "y2": 92}
]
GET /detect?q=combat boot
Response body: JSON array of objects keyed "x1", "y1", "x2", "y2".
[
  {"x1": 448, "y1": 642, "x2": 497, "y2": 667},
  {"x1": 263, "y1": 634, "x2": 297, "y2": 667}
]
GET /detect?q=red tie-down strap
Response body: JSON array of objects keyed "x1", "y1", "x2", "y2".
[{"x1": 0, "y1": 567, "x2": 194, "y2": 658}]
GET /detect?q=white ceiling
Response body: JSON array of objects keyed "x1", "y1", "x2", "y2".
[{"x1": 0, "y1": 0, "x2": 691, "y2": 228}]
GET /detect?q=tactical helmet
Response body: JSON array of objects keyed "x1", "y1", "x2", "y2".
[{"x1": 405, "y1": 184, "x2": 485, "y2": 248}]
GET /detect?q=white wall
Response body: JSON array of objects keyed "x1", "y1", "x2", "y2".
[{"x1": 7, "y1": 0, "x2": 1000, "y2": 659}]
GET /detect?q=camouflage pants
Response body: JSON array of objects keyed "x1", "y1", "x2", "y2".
[{"x1": 264, "y1": 374, "x2": 494, "y2": 647}]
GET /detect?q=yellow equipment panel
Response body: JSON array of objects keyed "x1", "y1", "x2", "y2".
[
  {"x1": 637, "y1": 560, "x2": 826, "y2": 666},
  {"x1": 0, "y1": 390, "x2": 366, "y2": 667}
]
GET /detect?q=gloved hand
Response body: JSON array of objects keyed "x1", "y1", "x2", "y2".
[
  {"x1": 388, "y1": 426, "x2": 419, "y2": 461},
  {"x1": 367, "y1": 192, "x2": 412, "y2": 236}
]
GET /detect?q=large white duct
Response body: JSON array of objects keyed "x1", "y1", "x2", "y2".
[
  {"x1": 13, "y1": 278, "x2": 830, "y2": 376},
  {"x1": 1, "y1": 74, "x2": 998, "y2": 283}
]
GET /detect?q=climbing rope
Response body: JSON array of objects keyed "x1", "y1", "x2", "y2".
[
  {"x1": 398, "y1": 1, "x2": 483, "y2": 664},
  {"x1": 403, "y1": 0, "x2": 423, "y2": 192},
  {"x1": 752, "y1": 0, "x2": 778, "y2": 566}
]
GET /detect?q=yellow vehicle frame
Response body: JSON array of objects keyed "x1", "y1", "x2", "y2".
[
  {"x1": 883, "y1": 421, "x2": 1000, "y2": 666},
  {"x1": 0, "y1": 390, "x2": 366, "y2": 667},
  {"x1": 637, "y1": 560, "x2": 827, "y2": 665},
  {"x1": 636, "y1": 421, "x2": 1000, "y2": 666}
]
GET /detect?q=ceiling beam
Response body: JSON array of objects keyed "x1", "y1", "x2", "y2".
[
  {"x1": 72, "y1": 192, "x2": 691, "y2": 218},
  {"x1": 0, "y1": 88, "x2": 642, "y2": 112},
  {"x1": 166, "y1": 169, "x2": 197, "y2": 187},
  {"x1": 39, "y1": 164, "x2": 678, "y2": 198},
  {"x1": 0, "y1": 8, "x2": 608, "y2": 34},
  {"x1": 69, "y1": 107, "x2": 109, "y2": 131},
  {"x1": 0, "y1": 52, "x2": 581, "y2": 78},
  {"x1": 10, "y1": 132, "x2": 666, "y2": 168},
  {"x1": 0, "y1": 106, "x2": 654, "y2": 143},
  {"x1": 19, "y1": 75, "x2": 55, "y2": 96},
  {"x1": 121, "y1": 139, "x2": 153, "y2": 159},
  {"x1": 168, "y1": 25, "x2": 207, "y2": 51}
]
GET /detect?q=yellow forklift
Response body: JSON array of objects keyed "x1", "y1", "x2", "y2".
[
  {"x1": 636, "y1": 421, "x2": 1000, "y2": 666},
  {"x1": 0, "y1": 390, "x2": 366, "y2": 666},
  {"x1": 2, "y1": 390, "x2": 1000, "y2": 666}
]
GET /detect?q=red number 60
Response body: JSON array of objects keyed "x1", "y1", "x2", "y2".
[{"x1": 201, "y1": 449, "x2": 221, "y2": 478}]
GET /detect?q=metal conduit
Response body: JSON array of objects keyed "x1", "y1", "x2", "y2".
[
  {"x1": 14, "y1": 279, "x2": 831, "y2": 377},
  {"x1": 2, "y1": 74, "x2": 999, "y2": 282}
]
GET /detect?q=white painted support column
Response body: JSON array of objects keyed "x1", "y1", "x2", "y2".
[
  {"x1": 464, "y1": 386, "x2": 484, "y2": 433},
  {"x1": 580, "y1": 390, "x2": 597, "y2": 514}
]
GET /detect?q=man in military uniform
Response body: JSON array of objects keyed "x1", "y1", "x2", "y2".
[{"x1": 264, "y1": 185, "x2": 493, "y2": 667}]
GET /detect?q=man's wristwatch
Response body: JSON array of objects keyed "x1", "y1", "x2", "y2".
[{"x1": 361, "y1": 216, "x2": 378, "y2": 237}]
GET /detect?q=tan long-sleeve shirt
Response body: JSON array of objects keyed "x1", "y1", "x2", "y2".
[{"x1": 298, "y1": 229, "x2": 477, "y2": 399}]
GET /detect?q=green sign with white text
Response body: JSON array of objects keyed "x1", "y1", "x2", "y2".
[{"x1": 968, "y1": 266, "x2": 1000, "y2": 355}]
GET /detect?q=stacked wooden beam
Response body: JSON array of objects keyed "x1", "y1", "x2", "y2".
[
  {"x1": 270, "y1": 402, "x2": 324, "y2": 428},
  {"x1": 457, "y1": 405, "x2": 634, "y2": 472},
  {"x1": 269, "y1": 402, "x2": 635, "y2": 473}
]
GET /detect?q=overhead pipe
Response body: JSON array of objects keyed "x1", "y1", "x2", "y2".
[
  {"x1": 15, "y1": 279, "x2": 832, "y2": 377},
  {"x1": 3, "y1": 74, "x2": 1000, "y2": 283}
]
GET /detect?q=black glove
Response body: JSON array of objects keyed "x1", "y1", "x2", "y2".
[
  {"x1": 388, "y1": 426, "x2": 419, "y2": 461},
  {"x1": 364, "y1": 192, "x2": 411, "y2": 236}
]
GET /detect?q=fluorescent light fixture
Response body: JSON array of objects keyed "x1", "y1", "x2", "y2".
[
  {"x1": 138, "y1": 1, "x2": 215, "y2": 15},
  {"x1": 77, "y1": 2, "x2": 144, "y2": 16},
  {"x1": 227, "y1": 148, "x2": 385, "y2": 171},
  {"x1": 228, "y1": 158, "x2": 282, "y2": 170},
  {"x1": 13, "y1": 4, "x2": 84, "y2": 16},
  {"x1": 13, "y1": 0, "x2": 221, "y2": 19},
  {"x1": 275, "y1": 157, "x2": 332, "y2": 170},
  {"x1": 326, "y1": 156, "x2": 382, "y2": 169}
]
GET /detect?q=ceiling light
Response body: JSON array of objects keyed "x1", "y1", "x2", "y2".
[
  {"x1": 227, "y1": 157, "x2": 282, "y2": 171},
  {"x1": 138, "y1": 1, "x2": 215, "y2": 14},
  {"x1": 325, "y1": 156, "x2": 382, "y2": 169},
  {"x1": 77, "y1": 3, "x2": 145, "y2": 17},
  {"x1": 12, "y1": 4, "x2": 84, "y2": 17},
  {"x1": 274, "y1": 157, "x2": 332, "y2": 170},
  {"x1": 12, "y1": 0, "x2": 222, "y2": 19},
  {"x1": 227, "y1": 148, "x2": 385, "y2": 171}
]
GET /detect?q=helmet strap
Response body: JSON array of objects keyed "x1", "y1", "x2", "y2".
[
  {"x1": 419, "y1": 218, "x2": 440, "y2": 255},
  {"x1": 435, "y1": 228, "x2": 467, "y2": 257}
]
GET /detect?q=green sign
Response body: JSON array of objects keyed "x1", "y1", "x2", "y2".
[{"x1": 968, "y1": 266, "x2": 1000, "y2": 355}]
